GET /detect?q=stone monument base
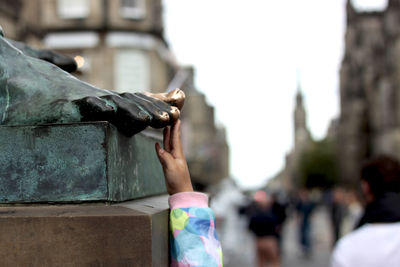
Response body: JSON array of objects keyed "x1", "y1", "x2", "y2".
[
  {"x1": 0, "y1": 195, "x2": 170, "y2": 266},
  {"x1": 0, "y1": 122, "x2": 166, "y2": 203}
]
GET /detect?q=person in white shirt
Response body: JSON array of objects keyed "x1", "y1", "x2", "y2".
[{"x1": 331, "y1": 155, "x2": 400, "y2": 267}]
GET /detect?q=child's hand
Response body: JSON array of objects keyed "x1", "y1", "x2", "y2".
[{"x1": 155, "y1": 120, "x2": 193, "y2": 195}]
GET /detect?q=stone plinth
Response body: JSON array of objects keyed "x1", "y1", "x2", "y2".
[
  {"x1": 0, "y1": 122, "x2": 166, "y2": 203},
  {"x1": 0, "y1": 195, "x2": 170, "y2": 266}
]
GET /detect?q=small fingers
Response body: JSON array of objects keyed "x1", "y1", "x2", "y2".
[
  {"x1": 155, "y1": 142, "x2": 173, "y2": 169},
  {"x1": 171, "y1": 120, "x2": 184, "y2": 157},
  {"x1": 163, "y1": 126, "x2": 171, "y2": 153}
]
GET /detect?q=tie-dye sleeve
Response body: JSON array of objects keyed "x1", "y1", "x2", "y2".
[{"x1": 169, "y1": 192, "x2": 223, "y2": 267}]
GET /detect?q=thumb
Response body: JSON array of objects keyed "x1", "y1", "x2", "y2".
[{"x1": 155, "y1": 142, "x2": 174, "y2": 168}]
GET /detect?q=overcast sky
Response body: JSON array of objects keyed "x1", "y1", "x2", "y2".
[{"x1": 163, "y1": 0, "x2": 388, "y2": 189}]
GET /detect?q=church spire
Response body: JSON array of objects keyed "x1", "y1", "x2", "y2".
[
  {"x1": 296, "y1": 86, "x2": 303, "y2": 106},
  {"x1": 293, "y1": 79, "x2": 310, "y2": 147},
  {"x1": 295, "y1": 70, "x2": 304, "y2": 113},
  {"x1": 294, "y1": 86, "x2": 306, "y2": 131},
  {"x1": 295, "y1": 69, "x2": 303, "y2": 104}
]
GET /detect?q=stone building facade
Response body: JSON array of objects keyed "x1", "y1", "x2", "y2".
[
  {"x1": 338, "y1": 0, "x2": 400, "y2": 186},
  {"x1": 0, "y1": 1, "x2": 23, "y2": 40},
  {"x1": 1, "y1": 0, "x2": 175, "y2": 94},
  {"x1": 0, "y1": 0, "x2": 42, "y2": 44},
  {"x1": 180, "y1": 67, "x2": 230, "y2": 190},
  {"x1": 41, "y1": 0, "x2": 175, "y2": 94}
]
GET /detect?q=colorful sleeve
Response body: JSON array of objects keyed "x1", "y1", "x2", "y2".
[{"x1": 169, "y1": 192, "x2": 223, "y2": 267}]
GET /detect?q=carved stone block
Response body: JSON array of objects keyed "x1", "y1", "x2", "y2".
[{"x1": 0, "y1": 195, "x2": 170, "y2": 266}]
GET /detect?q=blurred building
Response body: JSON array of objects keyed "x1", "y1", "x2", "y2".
[
  {"x1": 0, "y1": 0, "x2": 230, "y2": 190},
  {"x1": 0, "y1": 0, "x2": 175, "y2": 94},
  {"x1": 338, "y1": 0, "x2": 400, "y2": 186},
  {"x1": 180, "y1": 67, "x2": 230, "y2": 190},
  {"x1": 269, "y1": 89, "x2": 312, "y2": 191},
  {"x1": 0, "y1": 1, "x2": 21, "y2": 39},
  {"x1": 0, "y1": 0, "x2": 40, "y2": 43}
]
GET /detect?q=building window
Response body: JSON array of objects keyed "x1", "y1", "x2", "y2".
[
  {"x1": 57, "y1": 0, "x2": 90, "y2": 19},
  {"x1": 120, "y1": 0, "x2": 146, "y2": 20},
  {"x1": 43, "y1": 32, "x2": 99, "y2": 49},
  {"x1": 114, "y1": 49, "x2": 149, "y2": 93}
]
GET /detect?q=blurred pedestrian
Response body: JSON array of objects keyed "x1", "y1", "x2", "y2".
[
  {"x1": 248, "y1": 190, "x2": 280, "y2": 267},
  {"x1": 331, "y1": 155, "x2": 400, "y2": 267},
  {"x1": 329, "y1": 187, "x2": 346, "y2": 245},
  {"x1": 295, "y1": 188, "x2": 316, "y2": 258},
  {"x1": 271, "y1": 191, "x2": 288, "y2": 254},
  {"x1": 340, "y1": 189, "x2": 362, "y2": 236}
]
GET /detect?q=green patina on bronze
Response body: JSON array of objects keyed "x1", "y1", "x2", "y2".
[
  {"x1": 6, "y1": 38, "x2": 78, "y2": 73},
  {"x1": 0, "y1": 27, "x2": 176, "y2": 202},
  {"x1": 0, "y1": 122, "x2": 166, "y2": 203},
  {"x1": 0, "y1": 33, "x2": 182, "y2": 136},
  {"x1": 107, "y1": 124, "x2": 168, "y2": 201}
]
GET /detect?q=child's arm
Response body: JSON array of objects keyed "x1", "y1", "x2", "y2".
[
  {"x1": 155, "y1": 119, "x2": 193, "y2": 195},
  {"x1": 155, "y1": 120, "x2": 223, "y2": 267}
]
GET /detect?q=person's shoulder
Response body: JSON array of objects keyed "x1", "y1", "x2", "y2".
[
  {"x1": 331, "y1": 226, "x2": 371, "y2": 267},
  {"x1": 336, "y1": 223, "x2": 400, "y2": 247},
  {"x1": 332, "y1": 222, "x2": 400, "y2": 267},
  {"x1": 334, "y1": 225, "x2": 368, "y2": 251}
]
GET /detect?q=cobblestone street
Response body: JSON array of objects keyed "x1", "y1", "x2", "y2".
[{"x1": 222, "y1": 206, "x2": 333, "y2": 267}]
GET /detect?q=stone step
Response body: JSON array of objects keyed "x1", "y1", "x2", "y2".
[
  {"x1": 0, "y1": 195, "x2": 170, "y2": 266},
  {"x1": 0, "y1": 122, "x2": 166, "y2": 203}
]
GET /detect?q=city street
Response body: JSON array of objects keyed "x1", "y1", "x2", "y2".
[
  {"x1": 282, "y1": 206, "x2": 332, "y2": 267},
  {"x1": 221, "y1": 206, "x2": 333, "y2": 267}
]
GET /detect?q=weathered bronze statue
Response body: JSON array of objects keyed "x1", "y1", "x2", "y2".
[{"x1": 0, "y1": 26, "x2": 184, "y2": 136}]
